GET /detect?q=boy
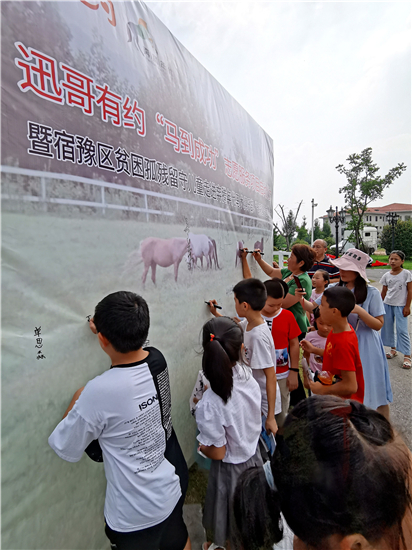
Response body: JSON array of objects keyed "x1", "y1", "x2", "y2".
[
  {"x1": 48, "y1": 291, "x2": 190, "y2": 550},
  {"x1": 300, "y1": 286, "x2": 364, "y2": 403},
  {"x1": 262, "y1": 279, "x2": 301, "y2": 427},
  {"x1": 208, "y1": 278, "x2": 280, "y2": 436}
]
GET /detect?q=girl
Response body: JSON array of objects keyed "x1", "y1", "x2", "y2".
[
  {"x1": 301, "y1": 307, "x2": 332, "y2": 374},
  {"x1": 196, "y1": 317, "x2": 262, "y2": 550},
  {"x1": 309, "y1": 270, "x2": 330, "y2": 325},
  {"x1": 380, "y1": 250, "x2": 412, "y2": 369},
  {"x1": 233, "y1": 395, "x2": 412, "y2": 550}
]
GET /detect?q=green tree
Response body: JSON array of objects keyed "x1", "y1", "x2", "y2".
[
  {"x1": 273, "y1": 201, "x2": 302, "y2": 251},
  {"x1": 296, "y1": 216, "x2": 311, "y2": 243},
  {"x1": 322, "y1": 220, "x2": 332, "y2": 240},
  {"x1": 313, "y1": 219, "x2": 323, "y2": 241},
  {"x1": 380, "y1": 220, "x2": 412, "y2": 259},
  {"x1": 336, "y1": 148, "x2": 406, "y2": 251}
]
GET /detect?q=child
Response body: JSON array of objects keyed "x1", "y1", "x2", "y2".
[
  {"x1": 380, "y1": 250, "x2": 412, "y2": 369},
  {"x1": 301, "y1": 286, "x2": 364, "y2": 403},
  {"x1": 234, "y1": 395, "x2": 412, "y2": 550},
  {"x1": 302, "y1": 307, "x2": 332, "y2": 375},
  {"x1": 309, "y1": 269, "x2": 330, "y2": 325},
  {"x1": 261, "y1": 278, "x2": 301, "y2": 427},
  {"x1": 208, "y1": 278, "x2": 280, "y2": 437},
  {"x1": 48, "y1": 291, "x2": 190, "y2": 550},
  {"x1": 196, "y1": 316, "x2": 262, "y2": 550}
]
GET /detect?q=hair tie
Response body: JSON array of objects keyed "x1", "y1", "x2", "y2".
[
  {"x1": 263, "y1": 460, "x2": 276, "y2": 491},
  {"x1": 210, "y1": 333, "x2": 215, "y2": 342}
]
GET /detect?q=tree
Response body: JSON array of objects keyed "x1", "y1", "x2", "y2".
[
  {"x1": 273, "y1": 201, "x2": 303, "y2": 251},
  {"x1": 273, "y1": 224, "x2": 286, "y2": 251},
  {"x1": 313, "y1": 219, "x2": 323, "y2": 241},
  {"x1": 380, "y1": 220, "x2": 412, "y2": 259},
  {"x1": 322, "y1": 220, "x2": 332, "y2": 240},
  {"x1": 296, "y1": 216, "x2": 311, "y2": 244},
  {"x1": 336, "y1": 148, "x2": 406, "y2": 251}
]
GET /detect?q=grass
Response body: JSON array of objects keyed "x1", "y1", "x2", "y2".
[
  {"x1": 185, "y1": 463, "x2": 209, "y2": 505},
  {"x1": 371, "y1": 254, "x2": 412, "y2": 270}
]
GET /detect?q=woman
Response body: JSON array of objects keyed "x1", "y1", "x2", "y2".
[{"x1": 234, "y1": 395, "x2": 412, "y2": 550}]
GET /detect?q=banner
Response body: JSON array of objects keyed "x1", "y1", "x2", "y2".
[{"x1": 1, "y1": 2, "x2": 274, "y2": 548}]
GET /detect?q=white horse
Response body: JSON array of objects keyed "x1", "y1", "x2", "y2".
[{"x1": 188, "y1": 233, "x2": 212, "y2": 270}]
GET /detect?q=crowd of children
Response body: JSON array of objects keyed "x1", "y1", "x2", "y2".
[{"x1": 48, "y1": 246, "x2": 412, "y2": 550}]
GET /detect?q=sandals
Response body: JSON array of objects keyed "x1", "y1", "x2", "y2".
[
  {"x1": 402, "y1": 358, "x2": 411, "y2": 370},
  {"x1": 386, "y1": 349, "x2": 398, "y2": 359},
  {"x1": 202, "y1": 544, "x2": 226, "y2": 550}
]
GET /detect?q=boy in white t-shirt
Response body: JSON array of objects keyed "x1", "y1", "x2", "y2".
[
  {"x1": 208, "y1": 278, "x2": 280, "y2": 437},
  {"x1": 48, "y1": 291, "x2": 190, "y2": 550}
]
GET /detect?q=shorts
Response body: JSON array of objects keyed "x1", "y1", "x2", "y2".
[{"x1": 105, "y1": 494, "x2": 188, "y2": 550}]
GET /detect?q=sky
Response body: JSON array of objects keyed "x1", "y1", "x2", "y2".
[{"x1": 147, "y1": 1, "x2": 411, "y2": 228}]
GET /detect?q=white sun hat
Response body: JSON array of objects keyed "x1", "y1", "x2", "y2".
[{"x1": 328, "y1": 248, "x2": 371, "y2": 283}]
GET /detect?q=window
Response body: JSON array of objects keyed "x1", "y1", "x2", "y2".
[
  {"x1": 375, "y1": 216, "x2": 378, "y2": 221},
  {"x1": 365, "y1": 232, "x2": 370, "y2": 236},
  {"x1": 406, "y1": 215, "x2": 411, "y2": 221}
]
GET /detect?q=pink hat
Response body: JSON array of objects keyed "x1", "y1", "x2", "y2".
[{"x1": 329, "y1": 248, "x2": 371, "y2": 283}]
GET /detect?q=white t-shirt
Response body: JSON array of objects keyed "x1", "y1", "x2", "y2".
[
  {"x1": 239, "y1": 319, "x2": 281, "y2": 416},
  {"x1": 48, "y1": 356, "x2": 181, "y2": 532},
  {"x1": 196, "y1": 363, "x2": 261, "y2": 464},
  {"x1": 380, "y1": 270, "x2": 412, "y2": 306}
]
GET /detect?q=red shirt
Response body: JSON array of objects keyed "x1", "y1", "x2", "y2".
[
  {"x1": 266, "y1": 309, "x2": 301, "y2": 377},
  {"x1": 323, "y1": 327, "x2": 365, "y2": 403}
]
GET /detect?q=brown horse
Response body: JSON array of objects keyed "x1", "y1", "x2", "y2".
[{"x1": 124, "y1": 237, "x2": 188, "y2": 285}]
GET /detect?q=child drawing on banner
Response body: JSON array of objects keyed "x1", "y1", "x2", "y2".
[
  {"x1": 195, "y1": 316, "x2": 262, "y2": 550},
  {"x1": 189, "y1": 370, "x2": 211, "y2": 470},
  {"x1": 208, "y1": 278, "x2": 281, "y2": 459},
  {"x1": 48, "y1": 292, "x2": 191, "y2": 550},
  {"x1": 309, "y1": 269, "x2": 330, "y2": 326},
  {"x1": 380, "y1": 250, "x2": 412, "y2": 369},
  {"x1": 302, "y1": 307, "x2": 332, "y2": 375}
]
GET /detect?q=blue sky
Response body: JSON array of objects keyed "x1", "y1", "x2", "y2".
[{"x1": 147, "y1": 1, "x2": 411, "y2": 226}]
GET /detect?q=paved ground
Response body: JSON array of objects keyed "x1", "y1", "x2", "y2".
[{"x1": 184, "y1": 268, "x2": 412, "y2": 548}]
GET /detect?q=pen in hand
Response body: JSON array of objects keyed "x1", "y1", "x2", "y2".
[{"x1": 205, "y1": 301, "x2": 222, "y2": 310}]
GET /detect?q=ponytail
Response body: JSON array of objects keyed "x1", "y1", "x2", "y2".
[
  {"x1": 233, "y1": 464, "x2": 283, "y2": 549},
  {"x1": 201, "y1": 317, "x2": 243, "y2": 403}
]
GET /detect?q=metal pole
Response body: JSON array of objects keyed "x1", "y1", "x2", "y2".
[
  {"x1": 311, "y1": 198, "x2": 318, "y2": 245},
  {"x1": 392, "y1": 224, "x2": 395, "y2": 251},
  {"x1": 335, "y1": 207, "x2": 339, "y2": 258}
]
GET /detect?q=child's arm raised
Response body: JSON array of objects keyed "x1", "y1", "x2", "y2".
[
  {"x1": 207, "y1": 300, "x2": 223, "y2": 318},
  {"x1": 241, "y1": 248, "x2": 253, "y2": 279},
  {"x1": 287, "y1": 337, "x2": 299, "y2": 391},
  {"x1": 309, "y1": 370, "x2": 357, "y2": 398},
  {"x1": 263, "y1": 367, "x2": 278, "y2": 435}
]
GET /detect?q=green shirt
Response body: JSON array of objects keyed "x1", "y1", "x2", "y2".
[{"x1": 280, "y1": 268, "x2": 312, "y2": 333}]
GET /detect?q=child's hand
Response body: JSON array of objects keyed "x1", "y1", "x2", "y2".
[
  {"x1": 300, "y1": 339, "x2": 316, "y2": 354},
  {"x1": 403, "y1": 305, "x2": 411, "y2": 317},
  {"x1": 265, "y1": 416, "x2": 278, "y2": 436},
  {"x1": 233, "y1": 316, "x2": 242, "y2": 325},
  {"x1": 287, "y1": 370, "x2": 298, "y2": 391},
  {"x1": 308, "y1": 380, "x2": 324, "y2": 395},
  {"x1": 240, "y1": 247, "x2": 249, "y2": 260},
  {"x1": 207, "y1": 300, "x2": 219, "y2": 317},
  {"x1": 302, "y1": 369, "x2": 311, "y2": 390},
  {"x1": 252, "y1": 249, "x2": 262, "y2": 261},
  {"x1": 89, "y1": 318, "x2": 97, "y2": 334}
]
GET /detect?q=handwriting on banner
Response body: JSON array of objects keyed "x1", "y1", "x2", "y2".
[
  {"x1": 34, "y1": 326, "x2": 46, "y2": 360},
  {"x1": 26, "y1": 120, "x2": 263, "y2": 216},
  {"x1": 155, "y1": 112, "x2": 219, "y2": 171},
  {"x1": 15, "y1": 43, "x2": 145, "y2": 136},
  {"x1": 223, "y1": 156, "x2": 270, "y2": 199},
  {"x1": 80, "y1": 0, "x2": 116, "y2": 27}
]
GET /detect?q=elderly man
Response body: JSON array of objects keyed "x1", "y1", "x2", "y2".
[{"x1": 308, "y1": 239, "x2": 340, "y2": 280}]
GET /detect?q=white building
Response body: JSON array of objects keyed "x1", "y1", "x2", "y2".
[{"x1": 321, "y1": 203, "x2": 412, "y2": 242}]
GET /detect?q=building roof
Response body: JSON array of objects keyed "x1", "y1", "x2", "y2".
[{"x1": 320, "y1": 203, "x2": 412, "y2": 218}]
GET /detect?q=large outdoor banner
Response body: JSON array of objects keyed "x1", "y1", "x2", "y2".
[{"x1": 1, "y1": 2, "x2": 274, "y2": 548}]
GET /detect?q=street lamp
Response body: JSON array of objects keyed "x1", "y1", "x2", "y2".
[
  {"x1": 386, "y1": 211, "x2": 400, "y2": 251},
  {"x1": 327, "y1": 205, "x2": 346, "y2": 257}
]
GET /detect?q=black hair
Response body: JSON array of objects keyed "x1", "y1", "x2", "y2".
[
  {"x1": 338, "y1": 273, "x2": 367, "y2": 304},
  {"x1": 264, "y1": 278, "x2": 288, "y2": 300},
  {"x1": 233, "y1": 278, "x2": 267, "y2": 311},
  {"x1": 323, "y1": 285, "x2": 355, "y2": 317},
  {"x1": 390, "y1": 250, "x2": 405, "y2": 263},
  {"x1": 314, "y1": 269, "x2": 330, "y2": 286},
  {"x1": 201, "y1": 317, "x2": 243, "y2": 403},
  {"x1": 312, "y1": 306, "x2": 320, "y2": 330},
  {"x1": 291, "y1": 244, "x2": 316, "y2": 272},
  {"x1": 234, "y1": 395, "x2": 412, "y2": 550},
  {"x1": 93, "y1": 291, "x2": 149, "y2": 353}
]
